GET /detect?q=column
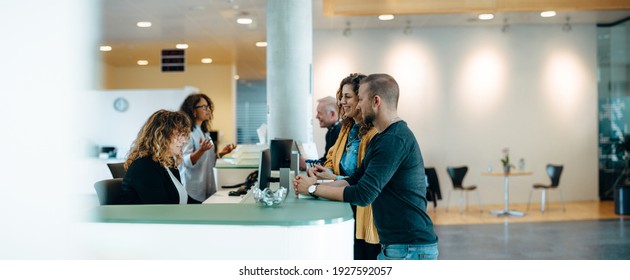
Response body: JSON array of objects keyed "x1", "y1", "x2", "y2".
[{"x1": 266, "y1": 0, "x2": 313, "y2": 144}]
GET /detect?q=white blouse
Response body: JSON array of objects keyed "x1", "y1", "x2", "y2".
[
  {"x1": 166, "y1": 167, "x2": 188, "y2": 204},
  {"x1": 179, "y1": 125, "x2": 217, "y2": 202}
]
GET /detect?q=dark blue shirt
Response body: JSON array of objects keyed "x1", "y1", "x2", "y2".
[{"x1": 343, "y1": 121, "x2": 437, "y2": 245}]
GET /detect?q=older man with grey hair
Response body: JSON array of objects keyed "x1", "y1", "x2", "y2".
[{"x1": 315, "y1": 96, "x2": 341, "y2": 164}]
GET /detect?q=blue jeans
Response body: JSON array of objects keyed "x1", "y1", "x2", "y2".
[{"x1": 377, "y1": 243, "x2": 439, "y2": 260}]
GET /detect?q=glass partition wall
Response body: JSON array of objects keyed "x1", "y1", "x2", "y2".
[{"x1": 598, "y1": 18, "x2": 630, "y2": 200}]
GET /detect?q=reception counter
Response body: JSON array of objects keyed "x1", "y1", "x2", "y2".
[{"x1": 87, "y1": 189, "x2": 354, "y2": 259}]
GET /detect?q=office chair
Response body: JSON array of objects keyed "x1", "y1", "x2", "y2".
[
  {"x1": 527, "y1": 164, "x2": 565, "y2": 212},
  {"x1": 107, "y1": 162, "x2": 126, "y2": 178},
  {"x1": 94, "y1": 178, "x2": 123, "y2": 205},
  {"x1": 425, "y1": 167, "x2": 442, "y2": 211},
  {"x1": 446, "y1": 166, "x2": 483, "y2": 213}
]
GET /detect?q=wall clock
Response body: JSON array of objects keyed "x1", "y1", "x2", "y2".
[{"x1": 113, "y1": 97, "x2": 129, "y2": 112}]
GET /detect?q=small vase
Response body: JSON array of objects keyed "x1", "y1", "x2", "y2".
[{"x1": 503, "y1": 165, "x2": 511, "y2": 174}]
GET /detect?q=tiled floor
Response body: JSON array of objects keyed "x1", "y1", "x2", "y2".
[{"x1": 430, "y1": 200, "x2": 630, "y2": 259}]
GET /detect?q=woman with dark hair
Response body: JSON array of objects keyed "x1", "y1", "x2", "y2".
[
  {"x1": 119, "y1": 109, "x2": 193, "y2": 204},
  {"x1": 179, "y1": 93, "x2": 236, "y2": 203},
  {"x1": 297, "y1": 73, "x2": 381, "y2": 259}
]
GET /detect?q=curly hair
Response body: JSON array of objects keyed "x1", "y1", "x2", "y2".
[
  {"x1": 335, "y1": 73, "x2": 373, "y2": 136},
  {"x1": 125, "y1": 110, "x2": 191, "y2": 169},
  {"x1": 179, "y1": 93, "x2": 214, "y2": 133}
]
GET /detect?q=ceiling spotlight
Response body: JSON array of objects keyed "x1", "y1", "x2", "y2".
[
  {"x1": 201, "y1": 58, "x2": 213, "y2": 64},
  {"x1": 237, "y1": 18, "x2": 252, "y2": 24},
  {"x1": 403, "y1": 20, "x2": 412, "y2": 35},
  {"x1": 562, "y1": 17, "x2": 572, "y2": 32},
  {"x1": 478, "y1": 14, "x2": 494, "y2": 20},
  {"x1": 137, "y1": 60, "x2": 148, "y2": 66},
  {"x1": 378, "y1": 14, "x2": 395, "y2": 21},
  {"x1": 234, "y1": 75, "x2": 240, "y2": 80},
  {"x1": 136, "y1": 21, "x2": 152, "y2": 28},
  {"x1": 175, "y1": 43, "x2": 188, "y2": 49},
  {"x1": 343, "y1": 22, "x2": 352, "y2": 37},
  {"x1": 255, "y1": 41, "x2": 267, "y2": 47},
  {"x1": 99, "y1": 45, "x2": 112, "y2": 52},
  {"x1": 540, "y1": 11, "x2": 557, "y2": 18}
]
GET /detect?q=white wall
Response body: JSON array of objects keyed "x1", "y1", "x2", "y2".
[{"x1": 312, "y1": 24, "x2": 599, "y2": 205}]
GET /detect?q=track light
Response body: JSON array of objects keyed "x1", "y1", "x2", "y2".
[
  {"x1": 501, "y1": 18, "x2": 509, "y2": 33},
  {"x1": 562, "y1": 17, "x2": 572, "y2": 32},
  {"x1": 403, "y1": 20, "x2": 412, "y2": 35},
  {"x1": 343, "y1": 22, "x2": 352, "y2": 37}
]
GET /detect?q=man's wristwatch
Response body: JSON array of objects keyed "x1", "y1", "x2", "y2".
[{"x1": 308, "y1": 183, "x2": 319, "y2": 198}]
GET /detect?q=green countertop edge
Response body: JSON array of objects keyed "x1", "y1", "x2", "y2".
[{"x1": 92, "y1": 194, "x2": 354, "y2": 226}]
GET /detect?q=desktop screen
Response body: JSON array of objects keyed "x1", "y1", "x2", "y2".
[
  {"x1": 270, "y1": 139, "x2": 295, "y2": 170},
  {"x1": 258, "y1": 149, "x2": 271, "y2": 190}
]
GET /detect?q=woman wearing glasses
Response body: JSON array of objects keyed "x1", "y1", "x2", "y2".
[
  {"x1": 119, "y1": 110, "x2": 193, "y2": 204},
  {"x1": 179, "y1": 93, "x2": 237, "y2": 203}
]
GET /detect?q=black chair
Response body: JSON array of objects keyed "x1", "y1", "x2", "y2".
[
  {"x1": 446, "y1": 166, "x2": 483, "y2": 213},
  {"x1": 107, "y1": 162, "x2": 126, "y2": 178},
  {"x1": 94, "y1": 178, "x2": 123, "y2": 205},
  {"x1": 527, "y1": 164, "x2": 565, "y2": 212},
  {"x1": 425, "y1": 167, "x2": 442, "y2": 211}
]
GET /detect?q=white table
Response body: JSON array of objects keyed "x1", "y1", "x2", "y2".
[{"x1": 481, "y1": 171, "x2": 533, "y2": 217}]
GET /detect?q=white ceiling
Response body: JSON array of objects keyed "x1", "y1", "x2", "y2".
[{"x1": 100, "y1": 0, "x2": 630, "y2": 80}]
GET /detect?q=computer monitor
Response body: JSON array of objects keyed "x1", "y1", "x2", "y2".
[
  {"x1": 257, "y1": 149, "x2": 271, "y2": 190},
  {"x1": 270, "y1": 139, "x2": 295, "y2": 170}
]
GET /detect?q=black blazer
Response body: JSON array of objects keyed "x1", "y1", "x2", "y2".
[{"x1": 119, "y1": 156, "x2": 184, "y2": 204}]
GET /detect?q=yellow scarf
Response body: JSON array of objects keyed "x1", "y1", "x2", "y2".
[{"x1": 324, "y1": 123, "x2": 380, "y2": 244}]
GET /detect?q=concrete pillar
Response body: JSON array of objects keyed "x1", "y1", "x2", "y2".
[{"x1": 266, "y1": 0, "x2": 313, "y2": 144}]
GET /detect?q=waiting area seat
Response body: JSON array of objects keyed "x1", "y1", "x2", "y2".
[
  {"x1": 446, "y1": 166, "x2": 483, "y2": 213},
  {"x1": 527, "y1": 164, "x2": 565, "y2": 212},
  {"x1": 425, "y1": 167, "x2": 442, "y2": 211},
  {"x1": 94, "y1": 178, "x2": 123, "y2": 205}
]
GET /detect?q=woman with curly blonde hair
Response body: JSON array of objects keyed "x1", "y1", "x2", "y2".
[{"x1": 119, "y1": 109, "x2": 194, "y2": 204}]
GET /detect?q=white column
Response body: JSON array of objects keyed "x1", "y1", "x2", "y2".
[{"x1": 266, "y1": 0, "x2": 313, "y2": 144}]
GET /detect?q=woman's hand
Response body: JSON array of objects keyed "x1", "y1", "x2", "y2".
[
  {"x1": 218, "y1": 143, "x2": 237, "y2": 158},
  {"x1": 312, "y1": 164, "x2": 337, "y2": 180},
  {"x1": 199, "y1": 137, "x2": 214, "y2": 152}
]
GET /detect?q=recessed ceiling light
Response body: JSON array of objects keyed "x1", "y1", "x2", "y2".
[
  {"x1": 201, "y1": 58, "x2": 213, "y2": 64},
  {"x1": 99, "y1": 45, "x2": 112, "y2": 52},
  {"x1": 540, "y1": 11, "x2": 557, "y2": 18},
  {"x1": 137, "y1": 60, "x2": 148, "y2": 66},
  {"x1": 478, "y1": 14, "x2": 494, "y2": 20},
  {"x1": 378, "y1": 14, "x2": 395, "y2": 21},
  {"x1": 255, "y1": 41, "x2": 267, "y2": 47},
  {"x1": 175, "y1": 44, "x2": 188, "y2": 49},
  {"x1": 234, "y1": 75, "x2": 240, "y2": 80},
  {"x1": 237, "y1": 18, "x2": 253, "y2": 24},
  {"x1": 136, "y1": 21, "x2": 152, "y2": 28}
]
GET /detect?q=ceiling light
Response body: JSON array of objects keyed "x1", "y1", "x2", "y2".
[
  {"x1": 478, "y1": 14, "x2": 494, "y2": 20},
  {"x1": 540, "y1": 11, "x2": 557, "y2": 18},
  {"x1": 378, "y1": 14, "x2": 395, "y2": 21},
  {"x1": 99, "y1": 45, "x2": 112, "y2": 52},
  {"x1": 137, "y1": 60, "x2": 148, "y2": 66},
  {"x1": 136, "y1": 21, "x2": 152, "y2": 28},
  {"x1": 175, "y1": 44, "x2": 188, "y2": 49},
  {"x1": 234, "y1": 75, "x2": 240, "y2": 80},
  {"x1": 237, "y1": 18, "x2": 253, "y2": 24},
  {"x1": 255, "y1": 41, "x2": 267, "y2": 47},
  {"x1": 201, "y1": 58, "x2": 213, "y2": 64}
]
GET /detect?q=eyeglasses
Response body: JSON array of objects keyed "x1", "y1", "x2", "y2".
[{"x1": 194, "y1": 105, "x2": 211, "y2": 110}]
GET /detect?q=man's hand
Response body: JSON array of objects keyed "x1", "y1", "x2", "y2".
[{"x1": 293, "y1": 168, "x2": 317, "y2": 196}]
